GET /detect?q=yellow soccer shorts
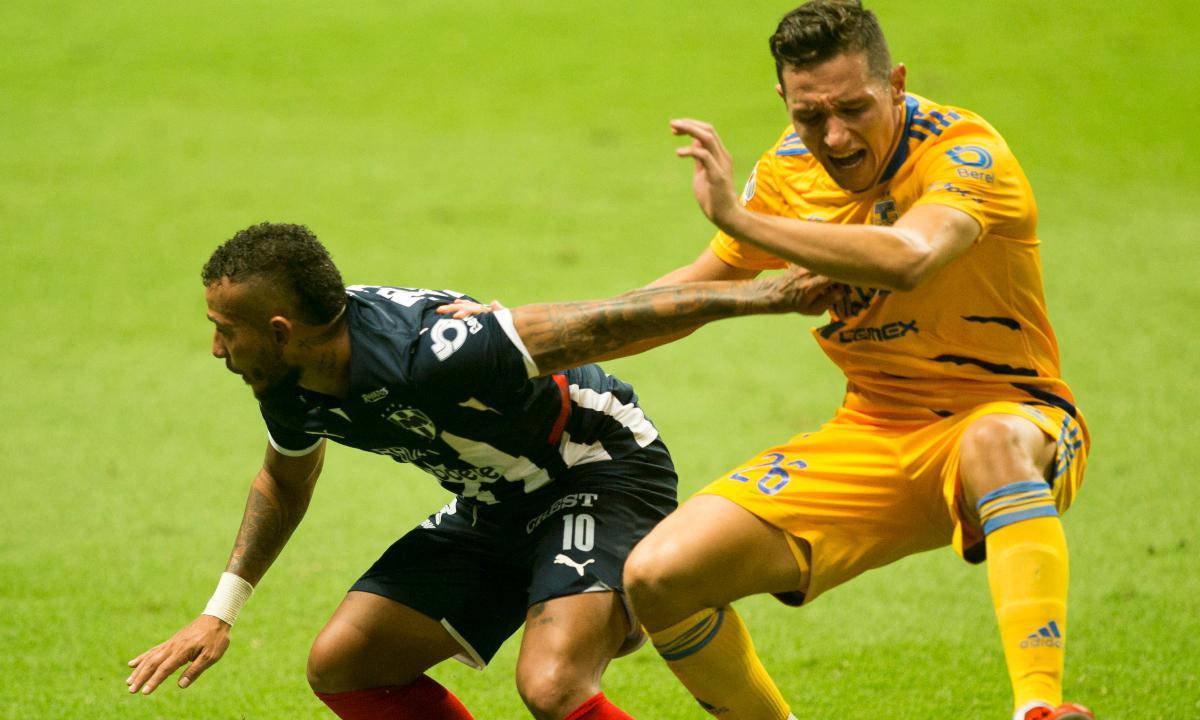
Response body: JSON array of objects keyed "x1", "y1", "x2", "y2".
[{"x1": 697, "y1": 401, "x2": 1089, "y2": 604}]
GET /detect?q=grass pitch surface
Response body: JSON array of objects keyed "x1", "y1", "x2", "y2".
[{"x1": 1, "y1": 1, "x2": 1197, "y2": 718}]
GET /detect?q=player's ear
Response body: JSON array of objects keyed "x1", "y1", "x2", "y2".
[
  {"x1": 269, "y1": 316, "x2": 292, "y2": 346},
  {"x1": 890, "y1": 63, "x2": 907, "y2": 103},
  {"x1": 775, "y1": 83, "x2": 785, "y2": 101}
]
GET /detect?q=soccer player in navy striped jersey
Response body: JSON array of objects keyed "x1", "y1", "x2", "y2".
[{"x1": 125, "y1": 222, "x2": 838, "y2": 720}]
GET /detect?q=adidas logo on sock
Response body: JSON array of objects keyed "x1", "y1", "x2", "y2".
[{"x1": 1020, "y1": 620, "x2": 1063, "y2": 649}]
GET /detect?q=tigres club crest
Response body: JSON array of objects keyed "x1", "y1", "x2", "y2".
[
  {"x1": 741, "y1": 162, "x2": 758, "y2": 204},
  {"x1": 385, "y1": 404, "x2": 437, "y2": 440},
  {"x1": 871, "y1": 195, "x2": 899, "y2": 226}
]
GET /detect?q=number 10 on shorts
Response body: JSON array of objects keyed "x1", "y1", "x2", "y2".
[{"x1": 562, "y1": 513, "x2": 595, "y2": 551}]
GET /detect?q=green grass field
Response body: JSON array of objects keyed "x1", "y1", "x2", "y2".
[{"x1": 2, "y1": 1, "x2": 1197, "y2": 718}]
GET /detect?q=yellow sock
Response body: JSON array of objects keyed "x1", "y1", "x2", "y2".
[
  {"x1": 648, "y1": 606, "x2": 790, "y2": 720},
  {"x1": 979, "y1": 481, "x2": 1069, "y2": 712}
]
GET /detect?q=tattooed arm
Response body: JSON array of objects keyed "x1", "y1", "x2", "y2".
[
  {"x1": 126, "y1": 444, "x2": 325, "y2": 695},
  {"x1": 511, "y1": 265, "x2": 840, "y2": 376},
  {"x1": 225, "y1": 445, "x2": 325, "y2": 583}
]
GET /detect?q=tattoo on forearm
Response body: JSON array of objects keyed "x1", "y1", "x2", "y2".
[
  {"x1": 227, "y1": 482, "x2": 307, "y2": 580},
  {"x1": 517, "y1": 281, "x2": 771, "y2": 373}
]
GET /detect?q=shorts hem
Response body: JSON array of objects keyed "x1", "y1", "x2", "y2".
[{"x1": 440, "y1": 618, "x2": 487, "y2": 670}]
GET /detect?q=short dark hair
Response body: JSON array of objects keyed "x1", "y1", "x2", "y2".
[
  {"x1": 769, "y1": 1, "x2": 892, "y2": 84},
  {"x1": 202, "y1": 222, "x2": 346, "y2": 325}
]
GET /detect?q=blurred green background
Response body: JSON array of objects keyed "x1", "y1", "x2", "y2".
[{"x1": 1, "y1": 1, "x2": 1197, "y2": 718}]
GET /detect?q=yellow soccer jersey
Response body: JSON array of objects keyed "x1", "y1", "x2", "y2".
[{"x1": 713, "y1": 93, "x2": 1081, "y2": 421}]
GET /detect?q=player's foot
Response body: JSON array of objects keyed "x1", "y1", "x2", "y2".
[{"x1": 1021, "y1": 702, "x2": 1094, "y2": 720}]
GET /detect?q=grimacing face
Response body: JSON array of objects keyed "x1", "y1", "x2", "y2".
[
  {"x1": 778, "y1": 51, "x2": 906, "y2": 193},
  {"x1": 205, "y1": 278, "x2": 298, "y2": 399}
]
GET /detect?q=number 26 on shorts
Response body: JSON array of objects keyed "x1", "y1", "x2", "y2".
[{"x1": 729, "y1": 452, "x2": 808, "y2": 495}]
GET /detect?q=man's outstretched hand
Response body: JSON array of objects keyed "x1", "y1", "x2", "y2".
[
  {"x1": 126, "y1": 614, "x2": 231, "y2": 695},
  {"x1": 756, "y1": 265, "x2": 846, "y2": 316},
  {"x1": 671, "y1": 118, "x2": 742, "y2": 229},
  {"x1": 436, "y1": 299, "x2": 506, "y2": 319}
]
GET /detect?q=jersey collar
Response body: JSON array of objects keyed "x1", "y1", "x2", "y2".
[{"x1": 875, "y1": 94, "x2": 921, "y2": 187}]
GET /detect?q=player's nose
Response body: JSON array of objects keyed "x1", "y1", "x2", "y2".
[
  {"x1": 823, "y1": 117, "x2": 852, "y2": 151},
  {"x1": 212, "y1": 332, "x2": 227, "y2": 358}
]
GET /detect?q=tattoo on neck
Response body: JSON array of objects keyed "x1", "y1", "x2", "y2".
[{"x1": 298, "y1": 317, "x2": 343, "y2": 350}]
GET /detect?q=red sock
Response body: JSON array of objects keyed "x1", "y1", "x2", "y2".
[
  {"x1": 315, "y1": 676, "x2": 473, "y2": 719},
  {"x1": 562, "y1": 692, "x2": 634, "y2": 720}
]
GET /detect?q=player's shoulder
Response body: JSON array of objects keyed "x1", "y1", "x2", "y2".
[
  {"x1": 347, "y1": 284, "x2": 471, "y2": 310},
  {"x1": 344, "y1": 285, "x2": 480, "y2": 381},
  {"x1": 347, "y1": 285, "x2": 474, "y2": 331},
  {"x1": 907, "y1": 93, "x2": 998, "y2": 137},
  {"x1": 904, "y1": 93, "x2": 1016, "y2": 166}
]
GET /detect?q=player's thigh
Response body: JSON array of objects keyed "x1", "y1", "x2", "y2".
[
  {"x1": 957, "y1": 411, "x2": 1057, "y2": 506},
  {"x1": 625, "y1": 493, "x2": 804, "y2": 618},
  {"x1": 514, "y1": 591, "x2": 628, "y2": 710},
  {"x1": 522, "y1": 447, "x2": 677, "y2": 625},
  {"x1": 524, "y1": 468, "x2": 676, "y2": 599},
  {"x1": 518, "y1": 591, "x2": 629, "y2": 669},
  {"x1": 307, "y1": 591, "x2": 463, "y2": 693},
  {"x1": 682, "y1": 420, "x2": 951, "y2": 605},
  {"x1": 946, "y1": 402, "x2": 1089, "y2": 558},
  {"x1": 327, "y1": 500, "x2": 531, "y2": 678}
]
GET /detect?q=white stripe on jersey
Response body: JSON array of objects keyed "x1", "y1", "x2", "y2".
[
  {"x1": 568, "y1": 384, "x2": 659, "y2": 448},
  {"x1": 267, "y1": 432, "x2": 324, "y2": 457},
  {"x1": 439, "y1": 431, "x2": 554, "y2": 493},
  {"x1": 559, "y1": 430, "x2": 613, "y2": 467},
  {"x1": 493, "y1": 308, "x2": 539, "y2": 378}
]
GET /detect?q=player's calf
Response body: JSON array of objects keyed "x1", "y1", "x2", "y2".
[{"x1": 976, "y1": 481, "x2": 1071, "y2": 717}]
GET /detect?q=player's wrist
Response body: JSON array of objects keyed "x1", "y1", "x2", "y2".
[
  {"x1": 202, "y1": 572, "x2": 254, "y2": 626},
  {"x1": 744, "y1": 274, "x2": 787, "y2": 314},
  {"x1": 715, "y1": 203, "x2": 753, "y2": 242}
]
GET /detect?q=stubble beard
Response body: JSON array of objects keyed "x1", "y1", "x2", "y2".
[{"x1": 250, "y1": 365, "x2": 303, "y2": 402}]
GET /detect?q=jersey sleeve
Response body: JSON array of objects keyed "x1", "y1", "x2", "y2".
[
  {"x1": 910, "y1": 130, "x2": 1036, "y2": 240},
  {"x1": 408, "y1": 308, "x2": 536, "y2": 403},
  {"x1": 259, "y1": 406, "x2": 324, "y2": 456},
  {"x1": 709, "y1": 151, "x2": 789, "y2": 271}
]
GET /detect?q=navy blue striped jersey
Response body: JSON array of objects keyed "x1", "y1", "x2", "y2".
[{"x1": 259, "y1": 285, "x2": 665, "y2": 504}]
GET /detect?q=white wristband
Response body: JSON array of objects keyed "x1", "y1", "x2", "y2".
[{"x1": 202, "y1": 572, "x2": 254, "y2": 626}]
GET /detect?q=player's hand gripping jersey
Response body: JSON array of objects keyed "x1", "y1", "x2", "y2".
[
  {"x1": 713, "y1": 94, "x2": 1081, "y2": 421},
  {"x1": 259, "y1": 285, "x2": 661, "y2": 504}
]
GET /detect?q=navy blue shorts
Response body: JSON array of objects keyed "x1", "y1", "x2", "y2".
[{"x1": 350, "y1": 440, "x2": 677, "y2": 667}]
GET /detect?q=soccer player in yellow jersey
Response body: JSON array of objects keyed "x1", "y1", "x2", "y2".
[{"x1": 622, "y1": 2, "x2": 1094, "y2": 719}]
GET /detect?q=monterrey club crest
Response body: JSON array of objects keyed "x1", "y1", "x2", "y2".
[{"x1": 385, "y1": 404, "x2": 437, "y2": 440}]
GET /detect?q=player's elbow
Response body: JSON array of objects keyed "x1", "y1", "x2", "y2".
[
  {"x1": 885, "y1": 265, "x2": 925, "y2": 292},
  {"x1": 875, "y1": 261, "x2": 924, "y2": 292},
  {"x1": 879, "y1": 240, "x2": 937, "y2": 292}
]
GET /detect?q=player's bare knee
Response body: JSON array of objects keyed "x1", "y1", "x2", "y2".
[
  {"x1": 959, "y1": 415, "x2": 1054, "y2": 503},
  {"x1": 305, "y1": 659, "x2": 333, "y2": 693},
  {"x1": 306, "y1": 632, "x2": 348, "y2": 694},
  {"x1": 515, "y1": 658, "x2": 594, "y2": 720},
  {"x1": 623, "y1": 535, "x2": 685, "y2": 605}
]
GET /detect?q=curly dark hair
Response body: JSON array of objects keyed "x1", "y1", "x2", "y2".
[
  {"x1": 202, "y1": 222, "x2": 346, "y2": 325},
  {"x1": 770, "y1": 1, "x2": 892, "y2": 84}
]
